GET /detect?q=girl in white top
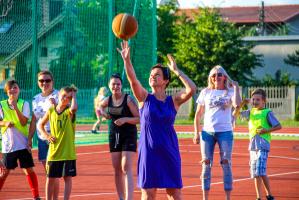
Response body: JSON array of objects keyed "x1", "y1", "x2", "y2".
[
  {"x1": 193, "y1": 65, "x2": 241, "y2": 200},
  {"x1": 28, "y1": 70, "x2": 58, "y2": 171}
]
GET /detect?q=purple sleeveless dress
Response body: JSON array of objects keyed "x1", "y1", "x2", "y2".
[{"x1": 138, "y1": 94, "x2": 182, "y2": 188}]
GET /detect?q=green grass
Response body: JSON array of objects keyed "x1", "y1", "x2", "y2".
[
  {"x1": 77, "y1": 116, "x2": 299, "y2": 127},
  {"x1": 174, "y1": 118, "x2": 299, "y2": 127},
  {"x1": 1, "y1": 131, "x2": 298, "y2": 152}
]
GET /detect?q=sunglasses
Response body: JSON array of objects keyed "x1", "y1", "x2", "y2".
[
  {"x1": 38, "y1": 79, "x2": 52, "y2": 83},
  {"x1": 211, "y1": 73, "x2": 223, "y2": 78}
]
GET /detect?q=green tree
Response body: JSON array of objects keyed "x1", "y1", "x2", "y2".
[
  {"x1": 172, "y1": 8, "x2": 263, "y2": 87},
  {"x1": 284, "y1": 49, "x2": 299, "y2": 67},
  {"x1": 252, "y1": 70, "x2": 298, "y2": 86},
  {"x1": 157, "y1": 0, "x2": 178, "y2": 62}
]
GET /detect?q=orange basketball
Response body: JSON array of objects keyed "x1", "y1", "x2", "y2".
[{"x1": 112, "y1": 13, "x2": 138, "y2": 40}]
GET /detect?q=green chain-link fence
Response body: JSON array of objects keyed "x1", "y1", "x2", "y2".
[{"x1": 0, "y1": 0, "x2": 157, "y2": 118}]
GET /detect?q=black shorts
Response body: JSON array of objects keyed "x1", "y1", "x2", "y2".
[
  {"x1": 2, "y1": 149, "x2": 35, "y2": 170},
  {"x1": 109, "y1": 130, "x2": 137, "y2": 152},
  {"x1": 46, "y1": 160, "x2": 77, "y2": 178}
]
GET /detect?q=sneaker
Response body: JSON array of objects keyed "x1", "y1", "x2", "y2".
[
  {"x1": 266, "y1": 195, "x2": 275, "y2": 200},
  {"x1": 91, "y1": 130, "x2": 97, "y2": 134}
]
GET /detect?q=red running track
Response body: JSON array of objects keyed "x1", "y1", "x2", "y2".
[{"x1": 1, "y1": 139, "x2": 299, "y2": 200}]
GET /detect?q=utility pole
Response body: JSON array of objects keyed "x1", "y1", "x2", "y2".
[{"x1": 258, "y1": 1, "x2": 266, "y2": 36}]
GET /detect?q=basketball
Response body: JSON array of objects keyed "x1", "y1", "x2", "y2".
[{"x1": 112, "y1": 13, "x2": 138, "y2": 40}]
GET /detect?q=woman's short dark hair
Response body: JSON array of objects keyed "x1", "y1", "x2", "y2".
[
  {"x1": 110, "y1": 73, "x2": 123, "y2": 83},
  {"x1": 151, "y1": 64, "x2": 171, "y2": 82}
]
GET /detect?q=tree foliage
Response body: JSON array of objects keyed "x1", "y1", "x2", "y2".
[
  {"x1": 251, "y1": 70, "x2": 298, "y2": 86},
  {"x1": 50, "y1": 0, "x2": 106, "y2": 88},
  {"x1": 284, "y1": 49, "x2": 299, "y2": 67},
  {"x1": 157, "y1": 0, "x2": 178, "y2": 63},
  {"x1": 171, "y1": 8, "x2": 263, "y2": 87}
]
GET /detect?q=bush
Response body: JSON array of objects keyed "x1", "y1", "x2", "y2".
[{"x1": 295, "y1": 96, "x2": 299, "y2": 121}]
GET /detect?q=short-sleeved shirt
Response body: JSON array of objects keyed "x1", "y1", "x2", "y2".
[
  {"x1": 32, "y1": 90, "x2": 59, "y2": 140},
  {"x1": 0, "y1": 101, "x2": 30, "y2": 153},
  {"x1": 240, "y1": 109, "x2": 280, "y2": 151},
  {"x1": 196, "y1": 88, "x2": 234, "y2": 132}
]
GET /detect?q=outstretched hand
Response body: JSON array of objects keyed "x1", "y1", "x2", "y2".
[
  {"x1": 117, "y1": 41, "x2": 130, "y2": 62},
  {"x1": 166, "y1": 54, "x2": 179, "y2": 73}
]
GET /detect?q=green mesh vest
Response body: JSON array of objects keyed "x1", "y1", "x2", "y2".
[
  {"x1": 249, "y1": 108, "x2": 271, "y2": 143},
  {"x1": 0, "y1": 99, "x2": 29, "y2": 137}
]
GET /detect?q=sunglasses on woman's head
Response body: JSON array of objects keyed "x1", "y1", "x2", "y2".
[
  {"x1": 211, "y1": 73, "x2": 223, "y2": 78},
  {"x1": 38, "y1": 79, "x2": 52, "y2": 83}
]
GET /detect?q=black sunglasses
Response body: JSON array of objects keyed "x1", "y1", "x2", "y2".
[
  {"x1": 38, "y1": 79, "x2": 52, "y2": 83},
  {"x1": 211, "y1": 73, "x2": 223, "y2": 78}
]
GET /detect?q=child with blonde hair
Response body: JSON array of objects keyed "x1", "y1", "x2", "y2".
[
  {"x1": 38, "y1": 84, "x2": 78, "y2": 200},
  {"x1": 91, "y1": 86, "x2": 108, "y2": 133}
]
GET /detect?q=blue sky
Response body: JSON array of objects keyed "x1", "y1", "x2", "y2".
[{"x1": 158, "y1": 0, "x2": 299, "y2": 8}]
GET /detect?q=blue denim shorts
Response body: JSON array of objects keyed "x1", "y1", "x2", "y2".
[
  {"x1": 37, "y1": 137, "x2": 49, "y2": 161},
  {"x1": 250, "y1": 150, "x2": 268, "y2": 177}
]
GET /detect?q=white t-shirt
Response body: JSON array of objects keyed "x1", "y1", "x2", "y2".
[
  {"x1": 0, "y1": 101, "x2": 30, "y2": 153},
  {"x1": 32, "y1": 90, "x2": 59, "y2": 140},
  {"x1": 196, "y1": 88, "x2": 234, "y2": 132}
]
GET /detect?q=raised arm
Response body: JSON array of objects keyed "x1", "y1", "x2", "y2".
[
  {"x1": 231, "y1": 80, "x2": 241, "y2": 108},
  {"x1": 232, "y1": 98, "x2": 249, "y2": 118},
  {"x1": 167, "y1": 54, "x2": 196, "y2": 110},
  {"x1": 117, "y1": 41, "x2": 148, "y2": 103},
  {"x1": 10, "y1": 99, "x2": 28, "y2": 126},
  {"x1": 70, "y1": 91, "x2": 78, "y2": 119}
]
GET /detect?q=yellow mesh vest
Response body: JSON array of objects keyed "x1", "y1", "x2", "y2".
[
  {"x1": 47, "y1": 107, "x2": 76, "y2": 161},
  {"x1": 249, "y1": 108, "x2": 271, "y2": 143},
  {"x1": 0, "y1": 99, "x2": 28, "y2": 137}
]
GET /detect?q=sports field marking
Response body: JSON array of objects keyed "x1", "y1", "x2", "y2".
[
  {"x1": 7, "y1": 192, "x2": 117, "y2": 200},
  {"x1": 182, "y1": 170, "x2": 299, "y2": 189},
  {"x1": 7, "y1": 145, "x2": 299, "y2": 200},
  {"x1": 9, "y1": 171, "x2": 299, "y2": 200},
  {"x1": 77, "y1": 151, "x2": 109, "y2": 155}
]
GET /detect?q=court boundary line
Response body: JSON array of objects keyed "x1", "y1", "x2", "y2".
[
  {"x1": 8, "y1": 171, "x2": 299, "y2": 200},
  {"x1": 8, "y1": 141, "x2": 298, "y2": 200}
]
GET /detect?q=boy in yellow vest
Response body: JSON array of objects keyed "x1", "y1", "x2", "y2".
[
  {"x1": 0, "y1": 80, "x2": 40, "y2": 199},
  {"x1": 38, "y1": 85, "x2": 77, "y2": 200},
  {"x1": 234, "y1": 89, "x2": 281, "y2": 200}
]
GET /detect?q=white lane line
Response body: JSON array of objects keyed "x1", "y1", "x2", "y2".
[
  {"x1": 183, "y1": 171, "x2": 299, "y2": 189},
  {"x1": 8, "y1": 171, "x2": 299, "y2": 199}
]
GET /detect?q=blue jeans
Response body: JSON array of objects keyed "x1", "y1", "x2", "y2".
[
  {"x1": 37, "y1": 137, "x2": 49, "y2": 161},
  {"x1": 200, "y1": 130, "x2": 234, "y2": 191}
]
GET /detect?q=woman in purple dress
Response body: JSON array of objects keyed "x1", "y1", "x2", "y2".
[{"x1": 118, "y1": 41, "x2": 196, "y2": 200}]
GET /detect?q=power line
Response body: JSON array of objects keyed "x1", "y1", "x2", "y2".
[{"x1": 267, "y1": 6, "x2": 299, "y2": 33}]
